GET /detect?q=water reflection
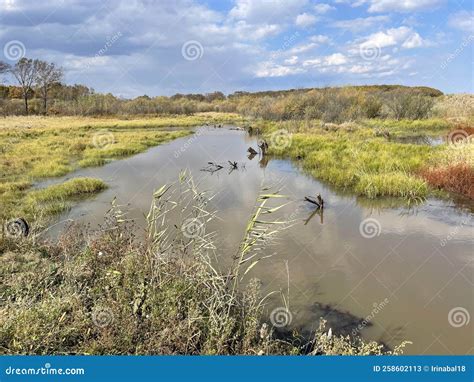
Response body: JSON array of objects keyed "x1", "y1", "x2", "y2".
[{"x1": 41, "y1": 126, "x2": 473, "y2": 355}]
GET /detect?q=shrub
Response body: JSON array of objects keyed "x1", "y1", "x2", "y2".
[
  {"x1": 384, "y1": 91, "x2": 434, "y2": 120},
  {"x1": 420, "y1": 162, "x2": 474, "y2": 199}
]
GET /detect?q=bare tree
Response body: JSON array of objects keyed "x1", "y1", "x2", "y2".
[
  {"x1": 9, "y1": 58, "x2": 39, "y2": 115},
  {"x1": 36, "y1": 60, "x2": 63, "y2": 115},
  {"x1": 0, "y1": 61, "x2": 9, "y2": 75},
  {"x1": 0, "y1": 61, "x2": 10, "y2": 117}
]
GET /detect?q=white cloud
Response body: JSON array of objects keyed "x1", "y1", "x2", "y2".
[
  {"x1": 230, "y1": 0, "x2": 307, "y2": 23},
  {"x1": 1, "y1": 0, "x2": 468, "y2": 94},
  {"x1": 334, "y1": 0, "x2": 368, "y2": 7},
  {"x1": 367, "y1": 0, "x2": 443, "y2": 13},
  {"x1": 402, "y1": 32, "x2": 423, "y2": 49},
  {"x1": 288, "y1": 42, "x2": 318, "y2": 54},
  {"x1": 310, "y1": 35, "x2": 331, "y2": 44},
  {"x1": 255, "y1": 62, "x2": 305, "y2": 77},
  {"x1": 295, "y1": 13, "x2": 317, "y2": 27},
  {"x1": 448, "y1": 11, "x2": 474, "y2": 33},
  {"x1": 234, "y1": 21, "x2": 282, "y2": 40},
  {"x1": 303, "y1": 53, "x2": 348, "y2": 67},
  {"x1": 332, "y1": 15, "x2": 390, "y2": 32},
  {"x1": 314, "y1": 3, "x2": 335, "y2": 14},
  {"x1": 335, "y1": 0, "x2": 442, "y2": 12},
  {"x1": 359, "y1": 27, "x2": 425, "y2": 50},
  {"x1": 325, "y1": 53, "x2": 348, "y2": 65},
  {"x1": 284, "y1": 55, "x2": 299, "y2": 64}
]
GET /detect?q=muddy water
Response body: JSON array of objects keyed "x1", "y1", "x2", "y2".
[{"x1": 46, "y1": 127, "x2": 473, "y2": 355}]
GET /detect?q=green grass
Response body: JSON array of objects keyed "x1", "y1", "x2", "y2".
[
  {"x1": 259, "y1": 118, "x2": 451, "y2": 200},
  {"x1": 360, "y1": 118, "x2": 450, "y2": 137},
  {"x1": 17, "y1": 178, "x2": 106, "y2": 220},
  {"x1": 0, "y1": 114, "x2": 241, "y2": 226},
  {"x1": 29, "y1": 177, "x2": 107, "y2": 203}
]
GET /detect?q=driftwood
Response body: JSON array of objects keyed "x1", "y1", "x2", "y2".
[
  {"x1": 258, "y1": 139, "x2": 269, "y2": 155},
  {"x1": 248, "y1": 152, "x2": 257, "y2": 160},
  {"x1": 201, "y1": 162, "x2": 224, "y2": 174},
  {"x1": 305, "y1": 194, "x2": 324, "y2": 209},
  {"x1": 201, "y1": 161, "x2": 243, "y2": 174}
]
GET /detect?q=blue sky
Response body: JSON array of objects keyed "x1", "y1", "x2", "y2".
[{"x1": 0, "y1": 0, "x2": 472, "y2": 97}]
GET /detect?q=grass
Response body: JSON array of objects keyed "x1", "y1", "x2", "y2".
[
  {"x1": 360, "y1": 118, "x2": 450, "y2": 137},
  {"x1": 257, "y1": 118, "x2": 472, "y2": 200},
  {"x1": 0, "y1": 174, "x2": 410, "y2": 355},
  {"x1": 419, "y1": 143, "x2": 474, "y2": 199},
  {"x1": 30, "y1": 177, "x2": 107, "y2": 203},
  {"x1": 420, "y1": 163, "x2": 473, "y2": 199},
  {"x1": 3, "y1": 178, "x2": 107, "y2": 225},
  {"x1": 0, "y1": 113, "x2": 242, "y2": 226}
]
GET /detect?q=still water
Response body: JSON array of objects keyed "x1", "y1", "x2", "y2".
[{"x1": 46, "y1": 126, "x2": 473, "y2": 354}]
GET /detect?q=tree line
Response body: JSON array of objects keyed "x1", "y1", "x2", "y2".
[
  {"x1": 0, "y1": 58, "x2": 63, "y2": 115},
  {"x1": 0, "y1": 57, "x2": 442, "y2": 121}
]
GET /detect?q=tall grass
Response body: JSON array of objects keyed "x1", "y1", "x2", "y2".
[{"x1": 0, "y1": 174, "x2": 410, "y2": 355}]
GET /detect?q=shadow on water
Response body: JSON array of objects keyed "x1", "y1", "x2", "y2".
[{"x1": 270, "y1": 302, "x2": 406, "y2": 353}]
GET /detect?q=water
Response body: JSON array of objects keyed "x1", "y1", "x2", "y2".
[{"x1": 44, "y1": 126, "x2": 473, "y2": 355}]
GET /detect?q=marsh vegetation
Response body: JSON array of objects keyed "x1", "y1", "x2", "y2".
[
  {"x1": 0, "y1": 84, "x2": 472, "y2": 355},
  {"x1": 1, "y1": 174, "x2": 411, "y2": 355}
]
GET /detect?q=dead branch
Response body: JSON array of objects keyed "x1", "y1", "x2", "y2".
[
  {"x1": 247, "y1": 147, "x2": 257, "y2": 155},
  {"x1": 305, "y1": 193, "x2": 324, "y2": 209}
]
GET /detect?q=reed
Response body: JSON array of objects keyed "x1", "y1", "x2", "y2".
[{"x1": 0, "y1": 174, "x2": 409, "y2": 355}]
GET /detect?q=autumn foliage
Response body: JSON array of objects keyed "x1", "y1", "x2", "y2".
[{"x1": 420, "y1": 162, "x2": 474, "y2": 199}]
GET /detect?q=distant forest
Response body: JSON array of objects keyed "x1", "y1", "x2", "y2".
[{"x1": 0, "y1": 58, "x2": 443, "y2": 121}]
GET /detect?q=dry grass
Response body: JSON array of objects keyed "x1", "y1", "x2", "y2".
[
  {"x1": 420, "y1": 162, "x2": 474, "y2": 199},
  {"x1": 0, "y1": 174, "x2": 409, "y2": 355},
  {"x1": 433, "y1": 94, "x2": 474, "y2": 123}
]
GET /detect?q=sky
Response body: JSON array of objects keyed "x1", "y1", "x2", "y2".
[{"x1": 0, "y1": 0, "x2": 473, "y2": 97}]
